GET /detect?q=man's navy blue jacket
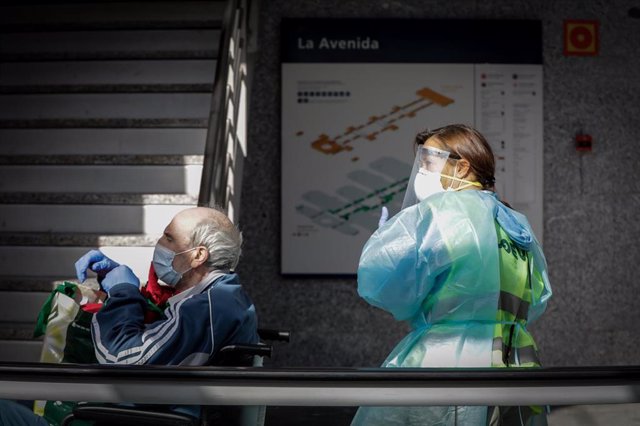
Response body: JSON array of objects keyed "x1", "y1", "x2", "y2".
[{"x1": 91, "y1": 272, "x2": 258, "y2": 365}]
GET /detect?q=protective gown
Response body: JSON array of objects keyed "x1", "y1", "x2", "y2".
[{"x1": 351, "y1": 190, "x2": 552, "y2": 426}]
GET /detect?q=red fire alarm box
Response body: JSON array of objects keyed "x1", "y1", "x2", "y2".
[{"x1": 576, "y1": 134, "x2": 593, "y2": 152}]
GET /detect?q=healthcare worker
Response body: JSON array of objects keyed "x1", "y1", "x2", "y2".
[{"x1": 351, "y1": 124, "x2": 552, "y2": 426}]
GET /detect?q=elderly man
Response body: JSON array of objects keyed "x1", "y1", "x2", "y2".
[
  {"x1": 76, "y1": 206, "x2": 259, "y2": 365},
  {"x1": 0, "y1": 207, "x2": 258, "y2": 424}
]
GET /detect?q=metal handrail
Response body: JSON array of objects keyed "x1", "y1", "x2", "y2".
[
  {"x1": 1, "y1": 363, "x2": 639, "y2": 406},
  {"x1": 198, "y1": 0, "x2": 236, "y2": 209},
  {"x1": 198, "y1": 0, "x2": 253, "y2": 220}
]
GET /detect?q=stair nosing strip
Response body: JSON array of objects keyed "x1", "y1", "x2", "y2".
[
  {"x1": 0, "y1": 193, "x2": 199, "y2": 205},
  {"x1": 0, "y1": 84, "x2": 214, "y2": 94},
  {"x1": 0, "y1": 118, "x2": 209, "y2": 129},
  {"x1": 0, "y1": 154, "x2": 204, "y2": 165},
  {"x1": 0, "y1": 233, "x2": 160, "y2": 247},
  {"x1": 0, "y1": 22, "x2": 223, "y2": 33},
  {"x1": 0, "y1": 51, "x2": 219, "y2": 62},
  {"x1": 0, "y1": 328, "x2": 43, "y2": 342}
]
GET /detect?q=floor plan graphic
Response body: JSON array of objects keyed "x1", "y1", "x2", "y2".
[
  {"x1": 309, "y1": 87, "x2": 454, "y2": 156},
  {"x1": 295, "y1": 157, "x2": 410, "y2": 235}
]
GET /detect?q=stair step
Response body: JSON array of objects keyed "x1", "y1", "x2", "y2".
[
  {"x1": 0, "y1": 193, "x2": 198, "y2": 206},
  {"x1": 0, "y1": 84, "x2": 215, "y2": 95},
  {"x1": 0, "y1": 29, "x2": 220, "y2": 61},
  {"x1": 0, "y1": 59, "x2": 216, "y2": 90},
  {"x1": 0, "y1": 322, "x2": 43, "y2": 363},
  {"x1": 0, "y1": 325, "x2": 41, "y2": 342},
  {"x1": 0, "y1": 291, "x2": 50, "y2": 323},
  {"x1": 0, "y1": 233, "x2": 158, "y2": 247},
  {"x1": 0, "y1": 128, "x2": 207, "y2": 156},
  {"x1": 0, "y1": 276, "x2": 80, "y2": 292},
  {"x1": 0, "y1": 204, "x2": 191, "y2": 234},
  {"x1": 0, "y1": 155, "x2": 204, "y2": 166},
  {"x1": 0, "y1": 246, "x2": 155, "y2": 280},
  {"x1": 1, "y1": 2, "x2": 225, "y2": 31},
  {"x1": 0, "y1": 93, "x2": 212, "y2": 120},
  {"x1": 0, "y1": 118, "x2": 208, "y2": 129},
  {"x1": 0, "y1": 164, "x2": 202, "y2": 195},
  {"x1": 0, "y1": 339, "x2": 41, "y2": 362}
]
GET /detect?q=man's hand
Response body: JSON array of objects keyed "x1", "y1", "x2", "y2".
[
  {"x1": 378, "y1": 206, "x2": 389, "y2": 228},
  {"x1": 101, "y1": 265, "x2": 140, "y2": 293},
  {"x1": 75, "y1": 249, "x2": 120, "y2": 283}
]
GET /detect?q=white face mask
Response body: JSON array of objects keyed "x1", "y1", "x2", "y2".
[{"x1": 413, "y1": 168, "x2": 445, "y2": 201}]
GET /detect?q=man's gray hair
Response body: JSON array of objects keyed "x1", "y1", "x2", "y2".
[{"x1": 189, "y1": 216, "x2": 243, "y2": 271}]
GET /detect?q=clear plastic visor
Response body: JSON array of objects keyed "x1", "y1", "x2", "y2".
[
  {"x1": 400, "y1": 145, "x2": 451, "y2": 210},
  {"x1": 418, "y1": 145, "x2": 451, "y2": 173}
]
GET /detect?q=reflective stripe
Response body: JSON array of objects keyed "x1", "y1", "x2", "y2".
[
  {"x1": 513, "y1": 345, "x2": 540, "y2": 366},
  {"x1": 492, "y1": 337, "x2": 510, "y2": 366},
  {"x1": 498, "y1": 291, "x2": 529, "y2": 321},
  {"x1": 492, "y1": 337, "x2": 503, "y2": 352},
  {"x1": 492, "y1": 350, "x2": 505, "y2": 366},
  {"x1": 491, "y1": 337, "x2": 540, "y2": 367}
]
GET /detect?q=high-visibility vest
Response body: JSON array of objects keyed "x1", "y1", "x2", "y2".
[{"x1": 492, "y1": 222, "x2": 546, "y2": 368}]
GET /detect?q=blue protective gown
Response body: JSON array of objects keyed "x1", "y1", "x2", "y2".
[{"x1": 352, "y1": 190, "x2": 552, "y2": 426}]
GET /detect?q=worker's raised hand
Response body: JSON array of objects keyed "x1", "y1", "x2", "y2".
[
  {"x1": 101, "y1": 265, "x2": 140, "y2": 293},
  {"x1": 75, "y1": 249, "x2": 120, "y2": 283},
  {"x1": 378, "y1": 206, "x2": 389, "y2": 228}
]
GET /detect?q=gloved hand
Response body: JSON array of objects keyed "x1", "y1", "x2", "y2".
[
  {"x1": 101, "y1": 265, "x2": 140, "y2": 293},
  {"x1": 378, "y1": 206, "x2": 389, "y2": 228},
  {"x1": 75, "y1": 249, "x2": 120, "y2": 283}
]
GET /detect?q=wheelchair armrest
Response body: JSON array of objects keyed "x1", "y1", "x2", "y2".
[
  {"x1": 219, "y1": 343, "x2": 272, "y2": 358},
  {"x1": 64, "y1": 403, "x2": 198, "y2": 426},
  {"x1": 211, "y1": 342, "x2": 272, "y2": 366},
  {"x1": 257, "y1": 328, "x2": 291, "y2": 343}
]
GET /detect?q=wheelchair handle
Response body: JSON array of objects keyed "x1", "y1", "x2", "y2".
[{"x1": 258, "y1": 328, "x2": 291, "y2": 342}]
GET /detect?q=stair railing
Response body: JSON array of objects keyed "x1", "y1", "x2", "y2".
[{"x1": 198, "y1": 0, "x2": 256, "y2": 224}]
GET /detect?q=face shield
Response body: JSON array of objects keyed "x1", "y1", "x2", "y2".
[{"x1": 401, "y1": 145, "x2": 451, "y2": 209}]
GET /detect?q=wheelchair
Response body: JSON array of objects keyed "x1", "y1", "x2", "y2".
[{"x1": 61, "y1": 329, "x2": 290, "y2": 426}]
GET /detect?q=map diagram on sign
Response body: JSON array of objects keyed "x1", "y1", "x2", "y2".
[
  {"x1": 282, "y1": 62, "x2": 477, "y2": 273},
  {"x1": 305, "y1": 87, "x2": 454, "y2": 156},
  {"x1": 293, "y1": 87, "x2": 454, "y2": 236},
  {"x1": 295, "y1": 156, "x2": 411, "y2": 236}
]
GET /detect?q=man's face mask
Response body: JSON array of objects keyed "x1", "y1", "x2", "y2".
[{"x1": 152, "y1": 244, "x2": 197, "y2": 287}]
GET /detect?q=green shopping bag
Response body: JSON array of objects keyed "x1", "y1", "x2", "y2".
[
  {"x1": 32, "y1": 280, "x2": 168, "y2": 424},
  {"x1": 32, "y1": 281, "x2": 103, "y2": 423},
  {"x1": 33, "y1": 281, "x2": 102, "y2": 364}
]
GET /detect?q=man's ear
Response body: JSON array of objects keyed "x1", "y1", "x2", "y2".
[{"x1": 192, "y1": 246, "x2": 209, "y2": 267}]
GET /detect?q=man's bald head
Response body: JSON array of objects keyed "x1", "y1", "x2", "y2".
[
  {"x1": 182, "y1": 207, "x2": 243, "y2": 271},
  {"x1": 175, "y1": 207, "x2": 233, "y2": 233}
]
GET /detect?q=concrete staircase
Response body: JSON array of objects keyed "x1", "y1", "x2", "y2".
[{"x1": 0, "y1": 1, "x2": 227, "y2": 361}]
